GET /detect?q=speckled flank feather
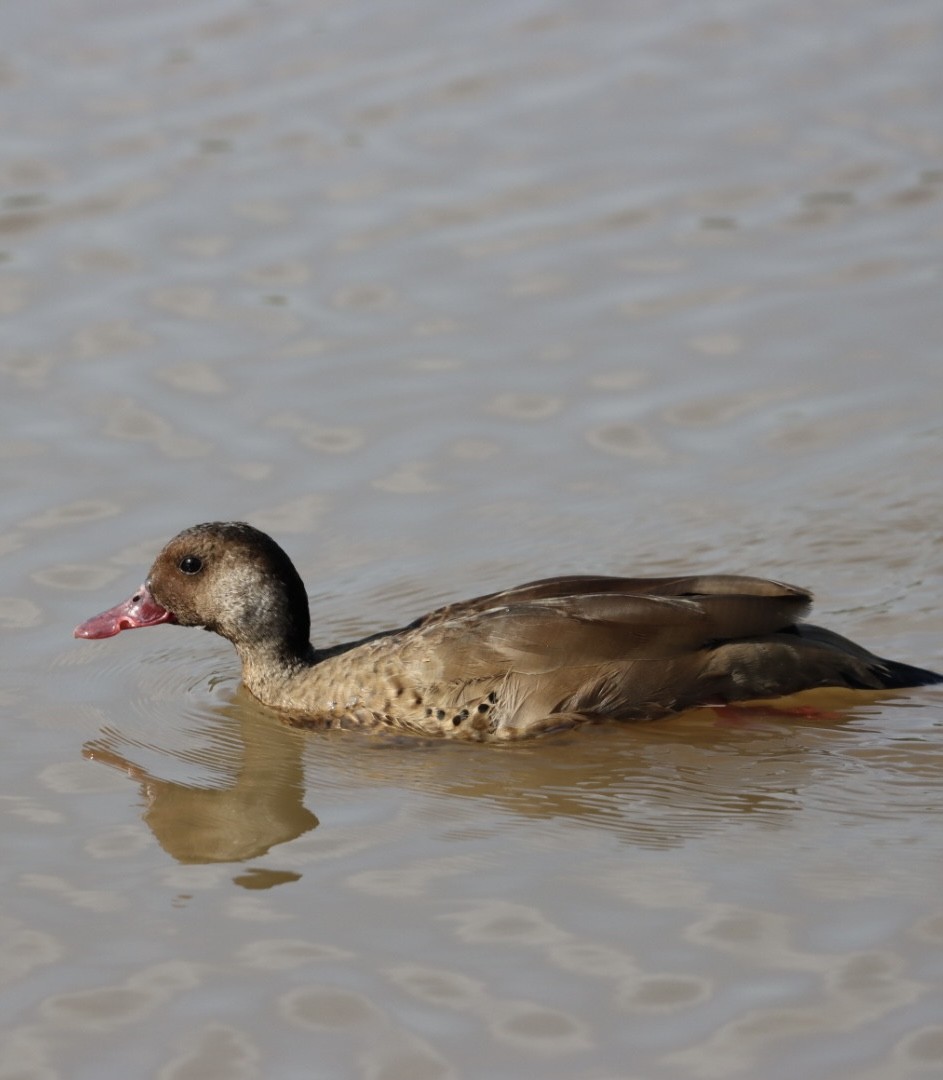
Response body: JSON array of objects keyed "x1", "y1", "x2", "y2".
[{"x1": 75, "y1": 522, "x2": 943, "y2": 740}]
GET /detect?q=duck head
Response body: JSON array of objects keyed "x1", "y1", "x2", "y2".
[{"x1": 74, "y1": 522, "x2": 312, "y2": 661}]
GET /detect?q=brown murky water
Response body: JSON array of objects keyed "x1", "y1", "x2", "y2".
[{"x1": 2, "y1": 0, "x2": 943, "y2": 1076}]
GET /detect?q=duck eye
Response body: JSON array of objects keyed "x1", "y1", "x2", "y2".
[{"x1": 178, "y1": 555, "x2": 203, "y2": 575}]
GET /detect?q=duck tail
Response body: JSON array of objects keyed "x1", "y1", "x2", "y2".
[
  {"x1": 791, "y1": 624, "x2": 942, "y2": 691},
  {"x1": 868, "y1": 656, "x2": 943, "y2": 690}
]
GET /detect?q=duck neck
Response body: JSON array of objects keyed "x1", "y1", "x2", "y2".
[{"x1": 234, "y1": 637, "x2": 316, "y2": 707}]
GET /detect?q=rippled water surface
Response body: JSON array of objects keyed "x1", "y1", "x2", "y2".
[{"x1": 2, "y1": 0, "x2": 943, "y2": 1076}]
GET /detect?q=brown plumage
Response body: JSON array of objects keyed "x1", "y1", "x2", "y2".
[{"x1": 74, "y1": 522, "x2": 941, "y2": 739}]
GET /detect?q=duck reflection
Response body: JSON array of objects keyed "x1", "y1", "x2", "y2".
[
  {"x1": 84, "y1": 685, "x2": 896, "y2": 874},
  {"x1": 84, "y1": 694, "x2": 318, "y2": 868}
]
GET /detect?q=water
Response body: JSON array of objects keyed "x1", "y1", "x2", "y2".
[{"x1": 2, "y1": 0, "x2": 942, "y2": 1076}]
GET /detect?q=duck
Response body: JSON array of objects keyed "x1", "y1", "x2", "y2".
[{"x1": 74, "y1": 521, "x2": 941, "y2": 740}]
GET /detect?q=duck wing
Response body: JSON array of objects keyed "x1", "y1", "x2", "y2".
[{"x1": 412, "y1": 576, "x2": 811, "y2": 676}]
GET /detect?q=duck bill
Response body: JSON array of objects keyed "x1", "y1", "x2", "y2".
[{"x1": 74, "y1": 583, "x2": 177, "y2": 639}]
